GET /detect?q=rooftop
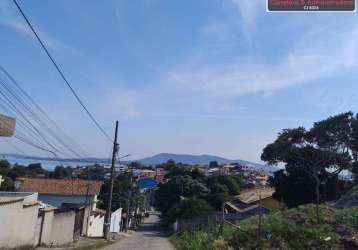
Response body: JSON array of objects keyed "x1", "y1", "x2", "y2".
[
  {"x1": 236, "y1": 187, "x2": 275, "y2": 204},
  {"x1": 19, "y1": 178, "x2": 103, "y2": 196}
]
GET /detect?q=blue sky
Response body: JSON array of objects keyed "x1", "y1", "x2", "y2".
[{"x1": 0, "y1": 0, "x2": 358, "y2": 163}]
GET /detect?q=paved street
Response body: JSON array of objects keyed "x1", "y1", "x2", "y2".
[{"x1": 104, "y1": 213, "x2": 173, "y2": 250}]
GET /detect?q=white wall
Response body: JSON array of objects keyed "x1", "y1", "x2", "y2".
[
  {"x1": 87, "y1": 214, "x2": 104, "y2": 237},
  {"x1": 110, "y1": 208, "x2": 122, "y2": 233},
  {"x1": 0, "y1": 198, "x2": 39, "y2": 248},
  {"x1": 49, "y1": 211, "x2": 75, "y2": 245},
  {"x1": 37, "y1": 209, "x2": 55, "y2": 245}
]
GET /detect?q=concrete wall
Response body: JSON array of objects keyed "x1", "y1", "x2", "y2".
[
  {"x1": 87, "y1": 214, "x2": 104, "y2": 237},
  {"x1": 0, "y1": 199, "x2": 39, "y2": 248},
  {"x1": 35, "y1": 209, "x2": 55, "y2": 246},
  {"x1": 49, "y1": 210, "x2": 75, "y2": 246},
  {"x1": 110, "y1": 208, "x2": 122, "y2": 233}
]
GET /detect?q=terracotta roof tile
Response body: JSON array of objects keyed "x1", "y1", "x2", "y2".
[{"x1": 20, "y1": 178, "x2": 103, "y2": 196}]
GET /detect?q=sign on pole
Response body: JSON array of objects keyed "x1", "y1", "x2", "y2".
[{"x1": 0, "y1": 113, "x2": 16, "y2": 137}]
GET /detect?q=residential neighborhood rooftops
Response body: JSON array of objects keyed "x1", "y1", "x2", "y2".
[
  {"x1": 19, "y1": 178, "x2": 103, "y2": 196},
  {"x1": 236, "y1": 187, "x2": 275, "y2": 204}
]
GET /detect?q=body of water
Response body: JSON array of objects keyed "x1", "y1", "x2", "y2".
[{"x1": 0, "y1": 155, "x2": 103, "y2": 170}]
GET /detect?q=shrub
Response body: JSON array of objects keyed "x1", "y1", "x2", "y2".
[
  {"x1": 171, "y1": 231, "x2": 212, "y2": 250},
  {"x1": 228, "y1": 208, "x2": 341, "y2": 250}
]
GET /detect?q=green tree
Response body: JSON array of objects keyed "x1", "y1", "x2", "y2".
[
  {"x1": 48, "y1": 166, "x2": 73, "y2": 179},
  {"x1": 79, "y1": 165, "x2": 106, "y2": 180},
  {"x1": 0, "y1": 176, "x2": 15, "y2": 191},
  {"x1": 8, "y1": 164, "x2": 27, "y2": 180},
  {"x1": 262, "y1": 112, "x2": 355, "y2": 223},
  {"x1": 155, "y1": 175, "x2": 209, "y2": 216},
  {"x1": 209, "y1": 161, "x2": 219, "y2": 168},
  {"x1": 99, "y1": 173, "x2": 144, "y2": 213},
  {"x1": 0, "y1": 159, "x2": 11, "y2": 176},
  {"x1": 28, "y1": 163, "x2": 45, "y2": 175}
]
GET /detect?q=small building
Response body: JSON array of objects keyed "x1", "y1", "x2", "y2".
[
  {"x1": 0, "y1": 192, "x2": 39, "y2": 249},
  {"x1": 17, "y1": 178, "x2": 103, "y2": 208},
  {"x1": 140, "y1": 169, "x2": 156, "y2": 178},
  {"x1": 17, "y1": 178, "x2": 104, "y2": 238},
  {"x1": 224, "y1": 187, "x2": 281, "y2": 222},
  {"x1": 155, "y1": 168, "x2": 168, "y2": 183}
]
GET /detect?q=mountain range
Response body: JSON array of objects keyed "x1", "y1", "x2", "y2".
[{"x1": 137, "y1": 153, "x2": 278, "y2": 172}]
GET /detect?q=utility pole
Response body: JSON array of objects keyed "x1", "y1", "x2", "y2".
[
  {"x1": 126, "y1": 168, "x2": 132, "y2": 233},
  {"x1": 104, "y1": 121, "x2": 119, "y2": 240}
]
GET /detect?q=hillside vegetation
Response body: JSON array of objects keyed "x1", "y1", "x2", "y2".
[{"x1": 172, "y1": 204, "x2": 358, "y2": 250}]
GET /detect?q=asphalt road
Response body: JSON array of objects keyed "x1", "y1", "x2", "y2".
[{"x1": 104, "y1": 213, "x2": 173, "y2": 250}]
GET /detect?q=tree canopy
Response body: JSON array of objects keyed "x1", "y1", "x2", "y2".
[
  {"x1": 262, "y1": 112, "x2": 357, "y2": 208},
  {"x1": 155, "y1": 162, "x2": 242, "y2": 224}
]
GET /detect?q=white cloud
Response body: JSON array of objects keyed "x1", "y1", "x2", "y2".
[
  {"x1": 167, "y1": 20, "x2": 358, "y2": 98},
  {"x1": 228, "y1": 0, "x2": 263, "y2": 40},
  {"x1": 230, "y1": 0, "x2": 261, "y2": 29}
]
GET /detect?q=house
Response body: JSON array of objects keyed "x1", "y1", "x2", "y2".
[
  {"x1": 17, "y1": 178, "x2": 104, "y2": 238},
  {"x1": 0, "y1": 192, "x2": 39, "y2": 249},
  {"x1": 17, "y1": 178, "x2": 102, "y2": 208},
  {"x1": 155, "y1": 168, "x2": 168, "y2": 183},
  {"x1": 140, "y1": 169, "x2": 156, "y2": 178},
  {"x1": 224, "y1": 187, "x2": 281, "y2": 222}
]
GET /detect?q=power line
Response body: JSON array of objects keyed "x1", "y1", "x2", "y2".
[
  {"x1": 4, "y1": 138, "x2": 27, "y2": 155},
  {"x1": 0, "y1": 70, "x2": 85, "y2": 158},
  {"x1": 0, "y1": 86, "x2": 67, "y2": 157},
  {"x1": 13, "y1": 0, "x2": 113, "y2": 143},
  {"x1": 15, "y1": 135, "x2": 58, "y2": 158},
  {"x1": 0, "y1": 66, "x2": 88, "y2": 157}
]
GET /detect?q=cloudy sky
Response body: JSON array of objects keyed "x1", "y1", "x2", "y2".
[{"x1": 0, "y1": 0, "x2": 358, "y2": 163}]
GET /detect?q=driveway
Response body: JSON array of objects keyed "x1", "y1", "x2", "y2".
[{"x1": 104, "y1": 213, "x2": 173, "y2": 250}]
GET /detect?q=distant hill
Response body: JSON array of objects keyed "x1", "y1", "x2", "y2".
[
  {"x1": 2, "y1": 153, "x2": 279, "y2": 172},
  {"x1": 138, "y1": 153, "x2": 278, "y2": 172}
]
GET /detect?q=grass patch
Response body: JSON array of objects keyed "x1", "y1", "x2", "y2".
[
  {"x1": 171, "y1": 231, "x2": 213, "y2": 250},
  {"x1": 228, "y1": 204, "x2": 358, "y2": 249},
  {"x1": 172, "y1": 204, "x2": 358, "y2": 250}
]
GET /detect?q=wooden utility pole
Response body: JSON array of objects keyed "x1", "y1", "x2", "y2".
[
  {"x1": 126, "y1": 168, "x2": 132, "y2": 233},
  {"x1": 104, "y1": 121, "x2": 119, "y2": 239}
]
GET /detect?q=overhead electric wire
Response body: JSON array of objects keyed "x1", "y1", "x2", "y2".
[
  {"x1": 0, "y1": 75, "x2": 83, "y2": 158},
  {"x1": 0, "y1": 66, "x2": 88, "y2": 157},
  {"x1": 0, "y1": 87, "x2": 68, "y2": 157},
  {"x1": 4, "y1": 138, "x2": 27, "y2": 155},
  {"x1": 0, "y1": 118, "x2": 59, "y2": 159},
  {"x1": 0, "y1": 100, "x2": 44, "y2": 145},
  {"x1": 15, "y1": 135, "x2": 58, "y2": 158},
  {"x1": 13, "y1": 0, "x2": 113, "y2": 143}
]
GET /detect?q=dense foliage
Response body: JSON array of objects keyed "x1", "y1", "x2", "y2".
[
  {"x1": 155, "y1": 162, "x2": 243, "y2": 224},
  {"x1": 171, "y1": 205, "x2": 358, "y2": 250},
  {"x1": 98, "y1": 172, "x2": 144, "y2": 212},
  {"x1": 262, "y1": 112, "x2": 357, "y2": 208}
]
